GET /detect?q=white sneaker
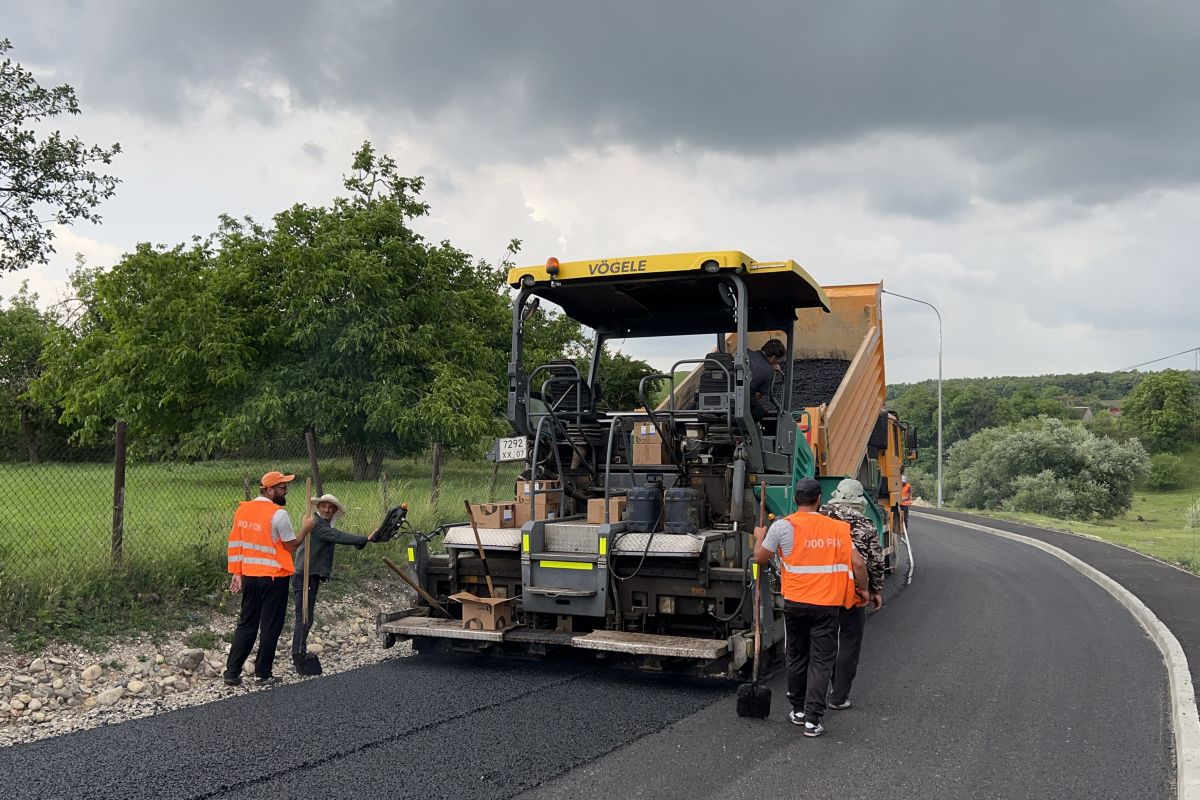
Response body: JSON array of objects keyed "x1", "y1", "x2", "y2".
[
  {"x1": 803, "y1": 721, "x2": 826, "y2": 738},
  {"x1": 789, "y1": 710, "x2": 806, "y2": 726}
]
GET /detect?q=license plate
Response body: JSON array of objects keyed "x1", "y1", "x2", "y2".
[{"x1": 497, "y1": 436, "x2": 528, "y2": 462}]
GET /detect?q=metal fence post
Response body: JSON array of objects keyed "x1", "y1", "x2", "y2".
[
  {"x1": 305, "y1": 430, "x2": 323, "y2": 496},
  {"x1": 430, "y1": 441, "x2": 444, "y2": 509},
  {"x1": 112, "y1": 421, "x2": 128, "y2": 566}
]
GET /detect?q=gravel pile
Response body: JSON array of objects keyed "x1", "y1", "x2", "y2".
[
  {"x1": 787, "y1": 358, "x2": 851, "y2": 408},
  {"x1": 0, "y1": 577, "x2": 413, "y2": 748}
]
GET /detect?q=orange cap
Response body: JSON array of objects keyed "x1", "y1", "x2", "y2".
[{"x1": 260, "y1": 470, "x2": 296, "y2": 488}]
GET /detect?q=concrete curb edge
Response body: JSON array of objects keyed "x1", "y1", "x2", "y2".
[{"x1": 925, "y1": 513, "x2": 1200, "y2": 800}]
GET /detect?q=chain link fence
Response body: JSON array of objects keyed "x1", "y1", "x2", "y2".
[{"x1": 0, "y1": 426, "x2": 516, "y2": 635}]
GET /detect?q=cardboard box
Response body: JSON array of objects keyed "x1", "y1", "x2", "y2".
[
  {"x1": 513, "y1": 500, "x2": 532, "y2": 528},
  {"x1": 633, "y1": 441, "x2": 668, "y2": 465},
  {"x1": 468, "y1": 501, "x2": 518, "y2": 528},
  {"x1": 450, "y1": 592, "x2": 516, "y2": 631},
  {"x1": 515, "y1": 479, "x2": 561, "y2": 504},
  {"x1": 533, "y1": 490, "x2": 564, "y2": 520},
  {"x1": 587, "y1": 496, "x2": 628, "y2": 524},
  {"x1": 632, "y1": 422, "x2": 662, "y2": 444}
]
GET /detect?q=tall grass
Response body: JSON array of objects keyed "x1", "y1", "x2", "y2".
[{"x1": 0, "y1": 455, "x2": 519, "y2": 648}]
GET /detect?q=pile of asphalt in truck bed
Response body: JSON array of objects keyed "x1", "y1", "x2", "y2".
[{"x1": 787, "y1": 358, "x2": 852, "y2": 407}]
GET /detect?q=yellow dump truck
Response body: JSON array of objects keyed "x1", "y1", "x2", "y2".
[{"x1": 377, "y1": 252, "x2": 915, "y2": 676}]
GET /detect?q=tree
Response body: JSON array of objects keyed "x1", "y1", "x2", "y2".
[
  {"x1": 0, "y1": 282, "x2": 60, "y2": 461},
  {"x1": 573, "y1": 347, "x2": 660, "y2": 411},
  {"x1": 36, "y1": 143, "x2": 526, "y2": 475},
  {"x1": 1, "y1": 39, "x2": 120, "y2": 272},
  {"x1": 1121, "y1": 370, "x2": 1199, "y2": 452},
  {"x1": 944, "y1": 416, "x2": 1148, "y2": 520}
]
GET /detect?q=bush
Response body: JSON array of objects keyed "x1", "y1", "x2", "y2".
[
  {"x1": 1144, "y1": 453, "x2": 1186, "y2": 491},
  {"x1": 945, "y1": 416, "x2": 1149, "y2": 520},
  {"x1": 1187, "y1": 500, "x2": 1200, "y2": 531}
]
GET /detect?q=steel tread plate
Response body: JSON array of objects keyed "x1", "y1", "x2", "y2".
[
  {"x1": 381, "y1": 617, "x2": 728, "y2": 659},
  {"x1": 443, "y1": 526, "x2": 523, "y2": 550}
]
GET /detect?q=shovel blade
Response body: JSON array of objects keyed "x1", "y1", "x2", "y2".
[{"x1": 735, "y1": 682, "x2": 772, "y2": 718}]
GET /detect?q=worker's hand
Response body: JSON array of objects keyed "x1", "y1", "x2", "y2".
[
  {"x1": 870, "y1": 592, "x2": 883, "y2": 611},
  {"x1": 752, "y1": 525, "x2": 766, "y2": 542},
  {"x1": 856, "y1": 587, "x2": 870, "y2": 605},
  {"x1": 299, "y1": 515, "x2": 315, "y2": 540},
  {"x1": 229, "y1": 574, "x2": 242, "y2": 594},
  {"x1": 367, "y1": 528, "x2": 379, "y2": 543}
]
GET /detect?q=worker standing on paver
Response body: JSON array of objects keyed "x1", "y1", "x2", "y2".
[
  {"x1": 754, "y1": 478, "x2": 868, "y2": 737},
  {"x1": 900, "y1": 475, "x2": 913, "y2": 533},
  {"x1": 223, "y1": 471, "x2": 308, "y2": 687},
  {"x1": 291, "y1": 493, "x2": 378, "y2": 675},
  {"x1": 747, "y1": 338, "x2": 785, "y2": 421},
  {"x1": 821, "y1": 478, "x2": 885, "y2": 711}
]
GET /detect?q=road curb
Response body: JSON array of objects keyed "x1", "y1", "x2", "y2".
[{"x1": 926, "y1": 513, "x2": 1200, "y2": 800}]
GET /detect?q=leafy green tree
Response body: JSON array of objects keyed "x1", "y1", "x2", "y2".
[
  {"x1": 573, "y1": 346, "x2": 660, "y2": 411},
  {"x1": 1, "y1": 39, "x2": 120, "y2": 271},
  {"x1": 945, "y1": 416, "x2": 1148, "y2": 520},
  {"x1": 0, "y1": 282, "x2": 60, "y2": 460},
  {"x1": 36, "y1": 143, "x2": 535, "y2": 476},
  {"x1": 892, "y1": 383, "x2": 938, "y2": 450},
  {"x1": 1122, "y1": 370, "x2": 1200, "y2": 452}
]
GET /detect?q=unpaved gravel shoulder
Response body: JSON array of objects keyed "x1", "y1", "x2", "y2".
[{"x1": 0, "y1": 577, "x2": 413, "y2": 748}]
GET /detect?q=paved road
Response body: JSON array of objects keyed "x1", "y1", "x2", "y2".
[
  {"x1": 521, "y1": 515, "x2": 1174, "y2": 800},
  {"x1": 0, "y1": 516, "x2": 1174, "y2": 799}
]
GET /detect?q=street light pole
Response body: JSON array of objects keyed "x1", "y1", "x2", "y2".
[{"x1": 881, "y1": 289, "x2": 943, "y2": 508}]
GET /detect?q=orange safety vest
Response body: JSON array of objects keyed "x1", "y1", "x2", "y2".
[
  {"x1": 900, "y1": 482, "x2": 913, "y2": 506},
  {"x1": 226, "y1": 500, "x2": 294, "y2": 578},
  {"x1": 776, "y1": 511, "x2": 858, "y2": 608}
]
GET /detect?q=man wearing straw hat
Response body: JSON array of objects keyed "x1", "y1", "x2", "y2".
[
  {"x1": 290, "y1": 493, "x2": 379, "y2": 675},
  {"x1": 224, "y1": 470, "x2": 309, "y2": 687}
]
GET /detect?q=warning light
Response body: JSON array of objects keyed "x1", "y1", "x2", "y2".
[{"x1": 545, "y1": 257, "x2": 561, "y2": 277}]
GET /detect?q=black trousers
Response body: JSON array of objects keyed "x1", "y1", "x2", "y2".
[
  {"x1": 291, "y1": 575, "x2": 322, "y2": 656},
  {"x1": 783, "y1": 601, "x2": 840, "y2": 723},
  {"x1": 225, "y1": 575, "x2": 290, "y2": 680},
  {"x1": 831, "y1": 604, "x2": 867, "y2": 705}
]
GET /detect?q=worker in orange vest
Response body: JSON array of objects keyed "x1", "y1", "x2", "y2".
[
  {"x1": 754, "y1": 478, "x2": 868, "y2": 737},
  {"x1": 223, "y1": 471, "x2": 310, "y2": 687},
  {"x1": 900, "y1": 475, "x2": 913, "y2": 533}
]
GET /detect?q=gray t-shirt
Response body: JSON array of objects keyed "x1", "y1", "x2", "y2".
[
  {"x1": 762, "y1": 515, "x2": 801, "y2": 558},
  {"x1": 252, "y1": 496, "x2": 295, "y2": 543}
]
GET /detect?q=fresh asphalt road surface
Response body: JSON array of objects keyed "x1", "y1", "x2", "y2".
[{"x1": 0, "y1": 516, "x2": 1175, "y2": 800}]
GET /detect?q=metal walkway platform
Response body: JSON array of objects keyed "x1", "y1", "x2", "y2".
[{"x1": 379, "y1": 615, "x2": 729, "y2": 660}]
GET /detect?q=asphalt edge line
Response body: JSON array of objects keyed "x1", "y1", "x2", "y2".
[{"x1": 936, "y1": 515, "x2": 1200, "y2": 800}]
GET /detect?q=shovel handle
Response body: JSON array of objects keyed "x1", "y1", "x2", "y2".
[
  {"x1": 383, "y1": 556, "x2": 451, "y2": 617},
  {"x1": 302, "y1": 477, "x2": 313, "y2": 624},
  {"x1": 751, "y1": 481, "x2": 767, "y2": 685}
]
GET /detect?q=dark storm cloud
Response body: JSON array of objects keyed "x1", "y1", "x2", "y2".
[{"x1": 8, "y1": 0, "x2": 1200, "y2": 206}]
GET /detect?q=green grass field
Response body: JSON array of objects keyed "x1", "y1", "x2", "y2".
[
  {"x1": 960, "y1": 487, "x2": 1200, "y2": 574},
  {"x1": 0, "y1": 454, "x2": 519, "y2": 647}
]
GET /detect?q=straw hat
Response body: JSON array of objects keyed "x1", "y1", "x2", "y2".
[{"x1": 311, "y1": 494, "x2": 348, "y2": 517}]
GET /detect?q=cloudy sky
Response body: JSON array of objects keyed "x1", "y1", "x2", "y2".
[{"x1": 4, "y1": 1, "x2": 1200, "y2": 383}]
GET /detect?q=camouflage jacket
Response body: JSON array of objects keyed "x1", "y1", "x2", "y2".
[{"x1": 819, "y1": 502, "x2": 885, "y2": 593}]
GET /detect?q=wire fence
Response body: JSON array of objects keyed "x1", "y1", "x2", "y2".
[{"x1": 0, "y1": 426, "x2": 518, "y2": 632}]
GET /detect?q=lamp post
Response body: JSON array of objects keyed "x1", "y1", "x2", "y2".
[{"x1": 881, "y1": 288, "x2": 943, "y2": 508}]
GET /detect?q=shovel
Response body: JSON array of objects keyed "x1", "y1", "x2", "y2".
[{"x1": 736, "y1": 481, "x2": 772, "y2": 719}]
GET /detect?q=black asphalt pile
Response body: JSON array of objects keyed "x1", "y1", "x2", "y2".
[
  {"x1": 788, "y1": 359, "x2": 850, "y2": 408},
  {"x1": 0, "y1": 655, "x2": 727, "y2": 800}
]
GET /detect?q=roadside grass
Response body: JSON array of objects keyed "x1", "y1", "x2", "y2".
[
  {"x1": 960, "y1": 486, "x2": 1200, "y2": 575},
  {"x1": 0, "y1": 455, "x2": 520, "y2": 650}
]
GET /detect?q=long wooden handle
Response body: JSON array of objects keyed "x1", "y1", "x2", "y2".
[
  {"x1": 752, "y1": 481, "x2": 767, "y2": 684},
  {"x1": 463, "y1": 500, "x2": 497, "y2": 598},
  {"x1": 382, "y1": 557, "x2": 450, "y2": 617},
  {"x1": 302, "y1": 477, "x2": 313, "y2": 624}
]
